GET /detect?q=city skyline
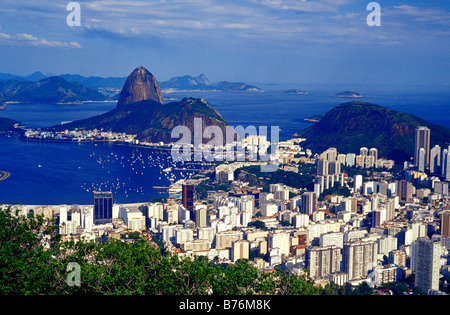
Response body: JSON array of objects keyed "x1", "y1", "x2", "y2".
[
  {"x1": 0, "y1": 1, "x2": 449, "y2": 87},
  {"x1": 1, "y1": 0, "x2": 450, "y2": 298}
]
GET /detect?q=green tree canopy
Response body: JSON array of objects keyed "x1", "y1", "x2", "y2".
[{"x1": 0, "y1": 206, "x2": 326, "y2": 295}]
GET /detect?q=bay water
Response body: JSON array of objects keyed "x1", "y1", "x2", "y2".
[{"x1": 0, "y1": 85, "x2": 449, "y2": 205}]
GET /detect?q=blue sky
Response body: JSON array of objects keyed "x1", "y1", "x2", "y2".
[{"x1": 0, "y1": 0, "x2": 449, "y2": 87}]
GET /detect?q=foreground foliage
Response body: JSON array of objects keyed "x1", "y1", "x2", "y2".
[{"x1": 0, "y1": 206, "x2": 334, "y2": 295}]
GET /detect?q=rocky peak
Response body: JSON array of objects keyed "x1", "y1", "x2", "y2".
[{"x1": 116, "y1": 66, "x2": 163, "y2": 108}]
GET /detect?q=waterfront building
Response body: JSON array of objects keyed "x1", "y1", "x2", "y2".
[
  {"x1": 182, "y1": 183, "x2": 195, "y2": 214},
  {"x1": 120, "y1": 206, "x2": 146, "y2": 231},
  {"x1": 93, "y1": 191, "x2": 113, "y2": 224}
]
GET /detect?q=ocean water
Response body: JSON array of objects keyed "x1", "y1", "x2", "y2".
[{"x1": 0, "y1": 87, "x2": 449, "y2": 205}]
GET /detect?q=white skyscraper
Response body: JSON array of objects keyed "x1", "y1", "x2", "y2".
[
  {"x1": 360, "y1": 147, "x2": 369, "y2": 156},
  {"x1": 354, "y1": 175, "x2": 363, "y2": 194},
  {"x1": 418, "y1": 148, "x2": 426, "y2": 172},
  {"x1": 59, "y1": 206, "x2": 68, "y2": 225},
  {"x1": 346, "y1": 153, "x2": 356, "y2": 167},
  {"x1": 442, "y1": 150, "x2": 450, "y2": 181},
  {"x1": 413, "y1": 238, "x2": 441, "y2": 293},
  {"x1": 369, "y1": 148, "x2": 378, "y2": 161},
  {"x1": 430, "y1": 145, "x2": 441, "y2": 174}
]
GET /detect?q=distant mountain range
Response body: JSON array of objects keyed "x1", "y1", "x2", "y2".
[
  {"x1": 296, "y1": 101, "x2": 450, "y2": 163},
  {"x1": 0, "y1": 76, "x2": 110, "y2": 104},
  {"x1": 50, "y1": 67, "x2": 233, "y2": 144},
  {"x1": 0, "y1": 71, "x2": 263, "y2": 94},
  {"x1": 0, "y1": 71, "x2": 48, "y2": 82},
  {"x1": 159, "y1": 74, "x2": 263, "y2": 92}
]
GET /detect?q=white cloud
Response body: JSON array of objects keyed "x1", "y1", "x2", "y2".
[
  {"x1": 17, "y1": 33, "x2": 39, "y2": 41},
  {"x1": 0, "y1": 30, "x2": 82, "y2": 48},
  {"x1": 247, "y1": 0, "x2": 354, "y2": 13}
]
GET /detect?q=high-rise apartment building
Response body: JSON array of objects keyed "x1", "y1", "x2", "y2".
[
  {"x1": 396, "y1": 180, "x2": 414, "y2": 203},
  {"x1": 441, "y1": 211, "x2": 450, "y2": 238},
  {"x1": 231, "y1": 240, "x2": 250, "y2": 262},
  {"x1": 360, "y1": 147, "x2": 369, "y2": 156},
  {"x1": 417, "y1": 148, "x2": 426, "y2": 172},
  {"x1": 194, "y1": 205, "x2": 208, "y2": 228},
  {"x1": 316, "y1": 159, "x2": 329, "y2": 176},
  {"x1": 301, "y1": 192, "x2": 316, "y2": 215},
  {"x1": 329, "y1": 161, "x2": 341, "y2": 176},
  {"x1": 434, "y1": 181, "x2": 449, "y2": 197},
  {"x1": 93, "y1": 191, "x2": 113, "y2": 224},
  {"x1": 414, "y1": 126, "x2": 430, "y2": 168},
  {"x1": 343, "y1": 240, "x2": 378, "y2": 281},
  {"x1": 354, "y1": 175, "x2": 363, "y2": 194},
  {"x1": 182, "y1": 182, "x2": 195, "y2": 214},
  {"x1": 442, "y1": 150, "x2": 450, "y2": 181},
  {"x1": 413, "y1": 238, "x2": 441, "y2": 293},
  {"x1": 306, "y1": 245, "x2": 342, "y2": 280},
  {"x1": 346, "y1": 153, "x2": 356, "y2": 167},
  {"x1": 369, "y1": 148, "x2": 378, "y2": 161},
  {"x1": 430, "y1": 145, "x2": 441, "y2": 174}
]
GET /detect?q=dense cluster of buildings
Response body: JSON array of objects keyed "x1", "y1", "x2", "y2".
[
  {"x1": 8, "y1": 126, "x2": 450, "y2": 295},
  {"x1": 23, "y1": 128, "x2": 137, "y2": 143}
]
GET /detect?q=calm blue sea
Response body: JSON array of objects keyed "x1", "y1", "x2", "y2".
[{"x1": 0, "y1": 86, "x2": 449, "y2": 205}]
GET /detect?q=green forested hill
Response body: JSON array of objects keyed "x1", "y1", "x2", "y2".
[
  {"x1": 0, "y1": 76, "x2": 109, "y2": 104},
  {"x1": 296, "y1": 101, "x2": 450, "y2": 163}
]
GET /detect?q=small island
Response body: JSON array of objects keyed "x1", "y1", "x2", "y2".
[
  {"x1": 283, "y1": 89, "x2": 308, "y2": 95},
  {"x1": 335, "y1": 91, "x2": 363, "y2": 98}
]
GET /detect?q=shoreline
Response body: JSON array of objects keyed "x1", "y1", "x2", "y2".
[{"x1": 19, "y1": 135, "x2": 116, "y2": 144}]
